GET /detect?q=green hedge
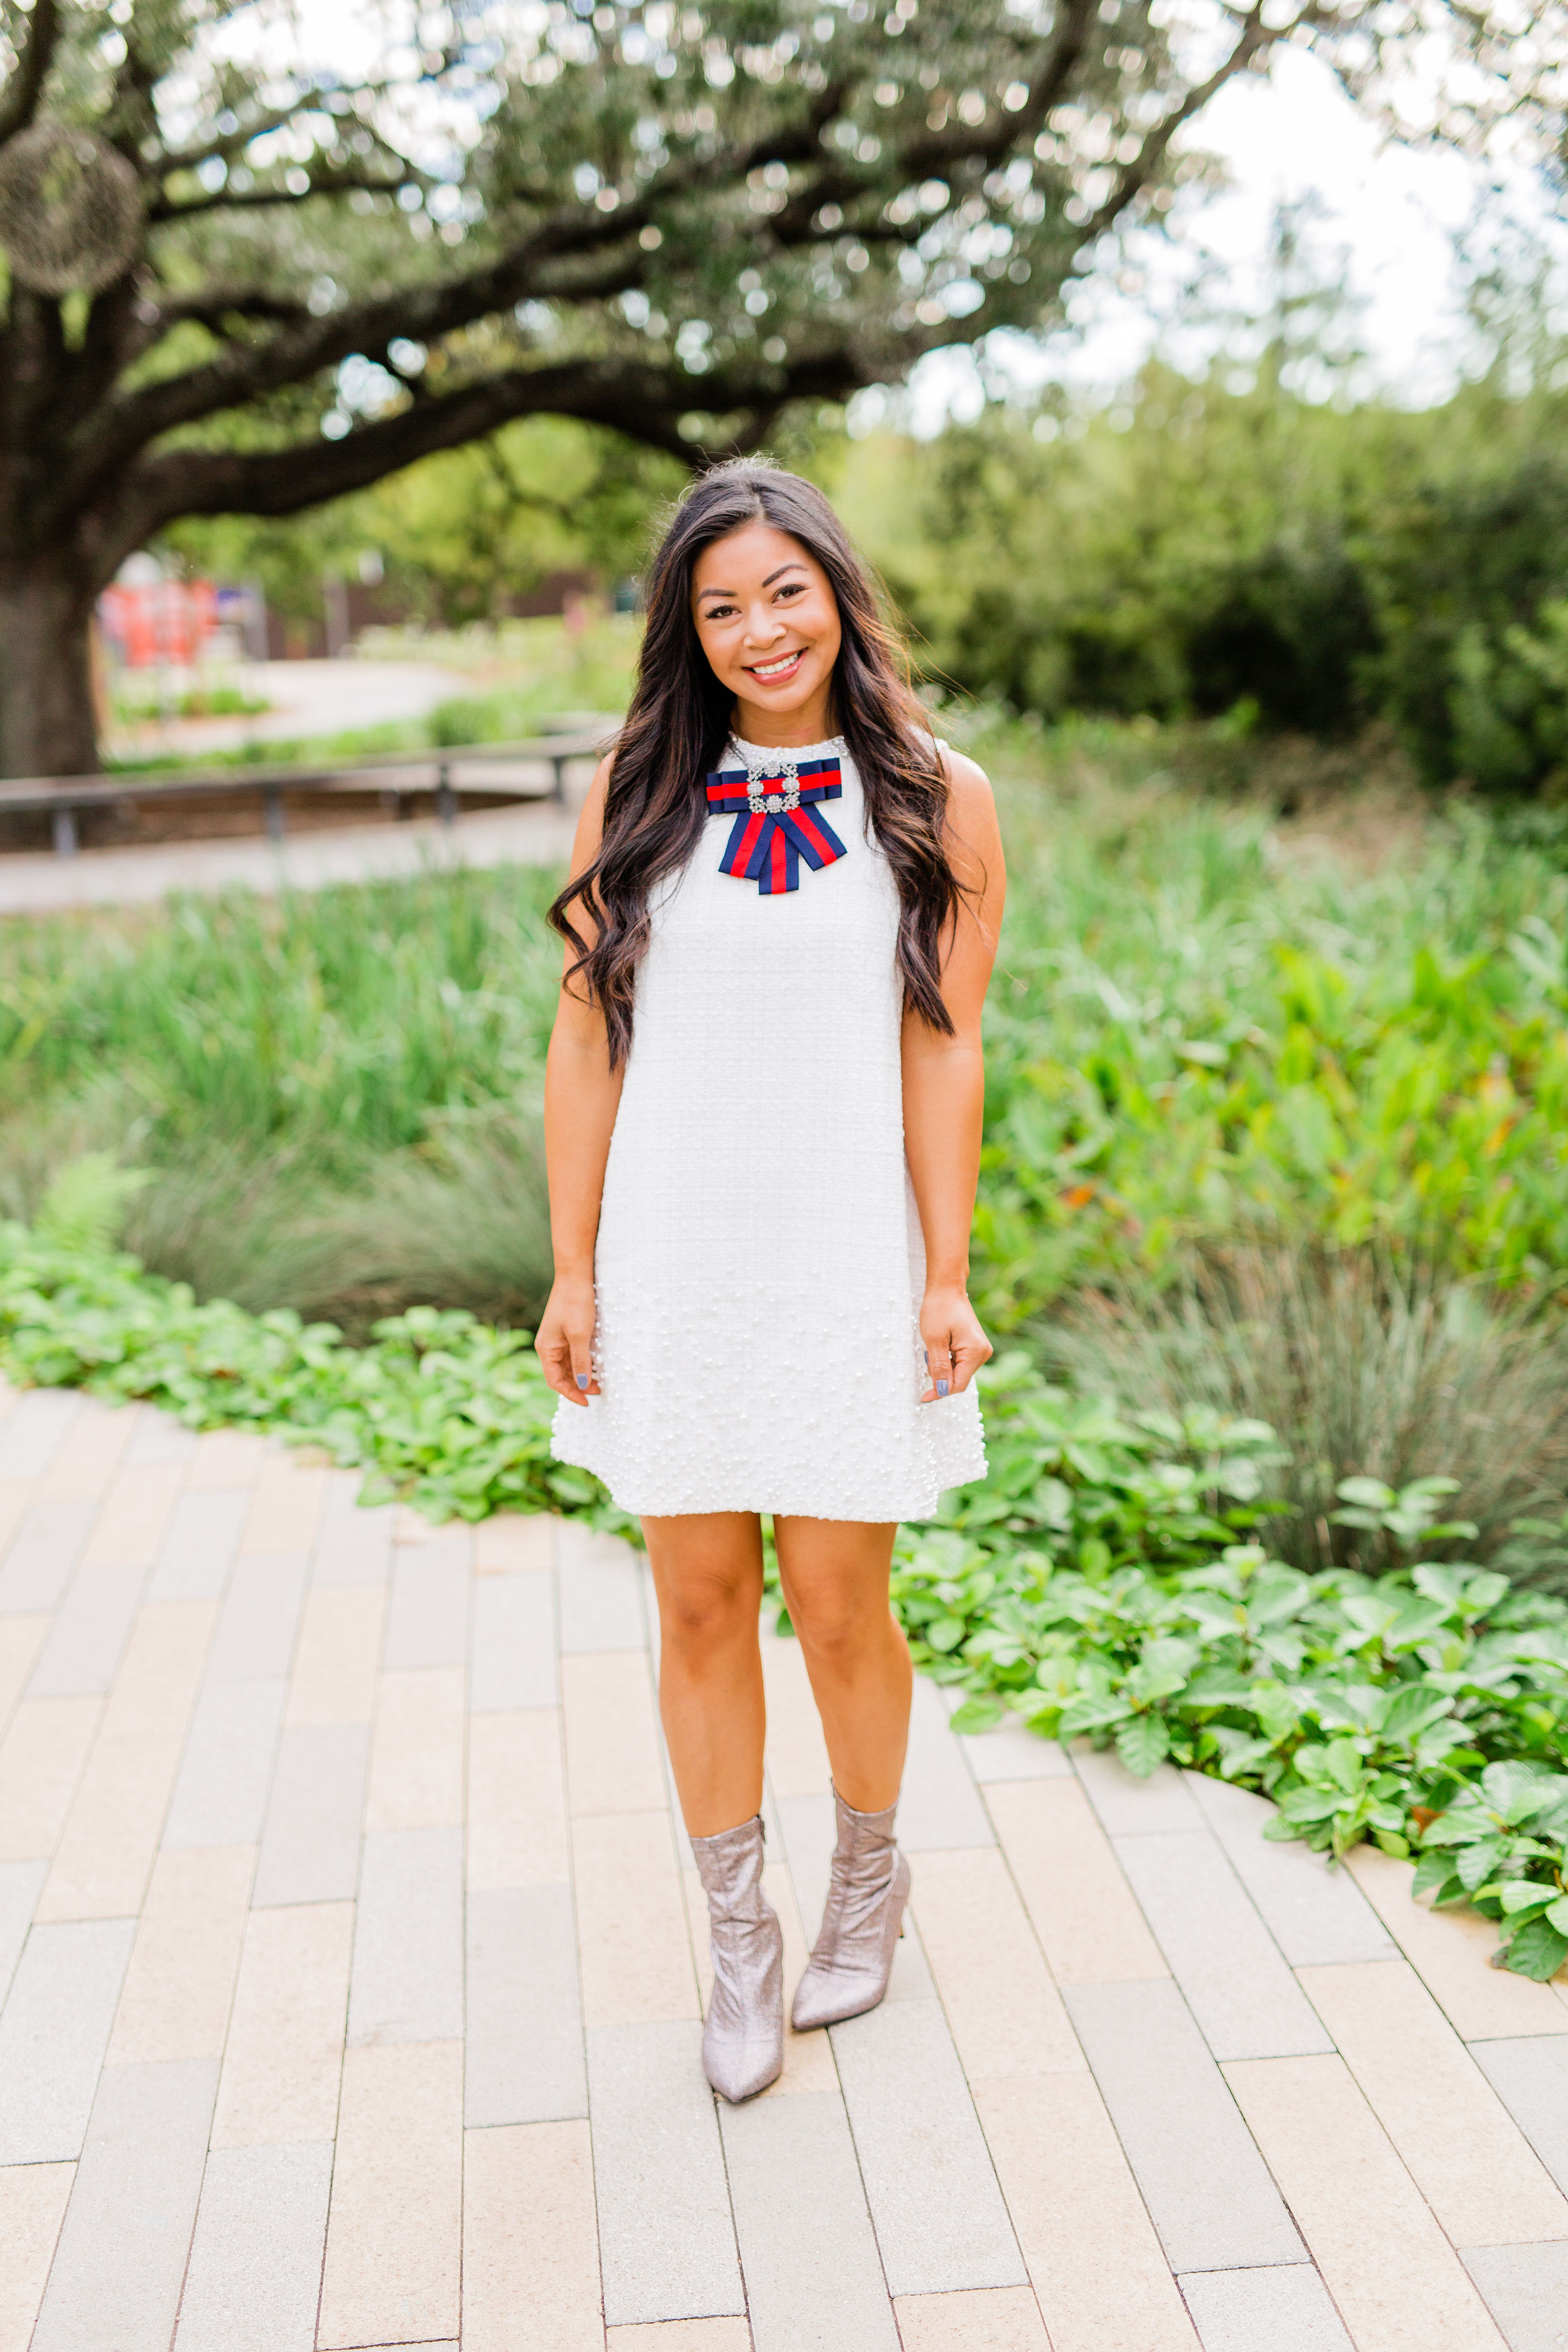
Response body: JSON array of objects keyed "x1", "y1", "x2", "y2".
[{"x1": 4, "y1": 1221, "x2": 1565, "y2": 1982}]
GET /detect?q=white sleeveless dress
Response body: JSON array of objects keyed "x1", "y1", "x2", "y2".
[{"x1": 550, "y1": 732, "x2": 987, "y2": 1521}]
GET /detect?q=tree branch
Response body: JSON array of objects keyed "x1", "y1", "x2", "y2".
[
  {"x1": 1086, "y1": 0, "x2": 1286, "y2": 234},
  {"x1": 148, "y1": 165, "x2": 419, "y2": 225},
  {"x1": 0, "y1": 0, "x2": 60, "y2": 144},
  {"x1": 100, "y1": 348, "x2": 864, "y2": 563}
]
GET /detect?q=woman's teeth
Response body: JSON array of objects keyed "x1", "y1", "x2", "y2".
[{"x1": 749, "y1": 650, "x2": 802, "y2": 679}]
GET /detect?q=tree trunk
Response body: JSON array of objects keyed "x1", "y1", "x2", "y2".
[{"x1": 0, "y1": 554, "x2": 102, "y2": 779}]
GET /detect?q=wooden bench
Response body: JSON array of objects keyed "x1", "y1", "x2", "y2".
[{"x1": 0, "y1": 732, "x2": 610, "y2": 856}]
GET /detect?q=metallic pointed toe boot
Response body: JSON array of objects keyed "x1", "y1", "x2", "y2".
[
  {"x1": 791, "y1": 1786, "x2": 911, "y2": 2032},
  {"x1": 691, "y1": 1815, "x2": 784, "y2": 2103}
]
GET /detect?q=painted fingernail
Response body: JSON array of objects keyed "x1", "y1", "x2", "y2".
[
  {"x1": 576, "y1": 1374, "x2": 589, "y2": 1390},
  {"x1": 936, "y1": 1379, "x2": 950, "y2": 1398}
]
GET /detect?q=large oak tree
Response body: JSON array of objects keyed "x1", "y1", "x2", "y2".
[{"x1": 0, "y1": 0, "x2": 1518, "y2": 777}]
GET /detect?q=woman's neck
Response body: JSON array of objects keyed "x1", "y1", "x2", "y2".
[{"x1": 730, "y1": 686, "x2": 836, "y2": 748}]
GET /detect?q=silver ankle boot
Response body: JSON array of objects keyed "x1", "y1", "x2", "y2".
[
  {"x1": 791, "y1": 1786, "x2": 911, "y2": 2032},
  {"x1": 690, "y1": 1815, "x2": 783, "y2": 2102}
]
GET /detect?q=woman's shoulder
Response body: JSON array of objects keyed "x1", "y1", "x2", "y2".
[{"x1": 931, "y1": 738, "x2": 994, "y2": 819}]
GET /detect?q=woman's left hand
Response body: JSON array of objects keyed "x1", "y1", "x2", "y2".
[{"x1": 920, "y1": 1284, "x2": 993, "y2": 1402}]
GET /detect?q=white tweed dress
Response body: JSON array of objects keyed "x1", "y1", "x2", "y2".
[{"x1": 550, "y1": 732, "x2": 987, "y2": 1520}]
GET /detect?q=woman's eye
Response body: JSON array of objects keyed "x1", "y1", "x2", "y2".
[{"x1": 776, "y1": 583, "x2": 804, "y2": 600}]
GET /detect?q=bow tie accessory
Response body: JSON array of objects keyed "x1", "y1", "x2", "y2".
[{"x1": 704, "y1": 747, "x2": 849, "y2": 895}]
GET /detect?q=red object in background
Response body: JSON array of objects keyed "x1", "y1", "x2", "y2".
[{"x1": 98, "y1": 578, "x2": 218, "y2": 667}]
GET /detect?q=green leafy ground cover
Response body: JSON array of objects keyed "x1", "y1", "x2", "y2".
[{"x1": 6, "y1": 1217, "x2": 1566, "y2": 1982}]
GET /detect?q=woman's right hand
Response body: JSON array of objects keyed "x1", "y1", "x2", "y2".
[{"x1": 536, "y1": 1276, "x2": 600, "y2": 1404}]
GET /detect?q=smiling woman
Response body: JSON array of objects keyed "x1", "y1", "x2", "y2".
[{"x1": 534, "y1": 461, "x2": 1005, "y2": 2103}]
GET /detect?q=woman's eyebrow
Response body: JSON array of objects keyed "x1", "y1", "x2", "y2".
[{"x1": 696, "y1": 561, "x2": 807, "y2": 602}]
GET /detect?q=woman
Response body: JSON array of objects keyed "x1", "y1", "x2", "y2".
[{"x1": 537, "y1": 461, "x2": 1004, "y2": 2101}]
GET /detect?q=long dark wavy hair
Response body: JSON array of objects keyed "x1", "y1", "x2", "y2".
[{"x1": 549, "y1": 461, "x2": 967, "y2": 1066}]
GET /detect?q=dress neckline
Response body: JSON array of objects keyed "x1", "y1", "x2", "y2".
[{"x1": 728, "y1": 730, "x2": 847, "y2": 764}]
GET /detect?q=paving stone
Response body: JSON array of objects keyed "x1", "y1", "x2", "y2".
[
  {"x1": 1472, "y1": 2040, "x2": 1568, "y2": 2198},
  {"x1": 1225, "y1": 2054, "x2": 1509, "y2": 2352},
  {"x1": 1064, "y1": 1980, "x2": 1306, "y2": 2273},
  {"x1": 468, "y1": 1709, "x2": 570, "y2": 1889},
  {"x1": 1345, "y1": 1848, "x2": 1568, "y2": 2042},
  {"x1": 238, "y1": 1461, "x2": 328, "y2": 1558},
  {"x1": 25, "y1": 1565, "x2": 145, "y2": 1699},
  {"x1": 29, "y1": 2056, "x2": 218, "y2": 2352},
  {"x1": 0, "y1": 1390, "x2": 80, "y2": 1477},
  {"x1": 1072, "y1": 1741, "x2": 1205, "y2": 1833},
  {"x1": 1461, "y1": 2245, "x2": 1568, "y2": 2352},
  {"x1": 0, "y1": 1478, "x2": 41, "y2": 1570},
  {"x1": 38, "y1": 1401, "x2": 133, "y2": 1500},
  {"x1": 383, "y1": 1530, "x2": 472, "y2": 1669},
  {"x1": 0, "y1": 1610, "x2": 47, "y2": 1732},
  {"x1": 470, "y1": 1571, "x2": 557, "y2": 1710},
  {"x1": 465, "y1": 1884, "x2": 586, "y2": 2125},
  {"x1": 204, "y1": 1554, "x2": 309, "y2": 1682},
  {"x1": 972, "y1": 2074, "x2": 1201, "y2": 2352},
  {"x1": 831, "y1": 1994, "x2": 1026, "y2": 2295},
  {"x1": 312, "y1": 1479, "x2": 396, "y2": 1588},
  {"x1": 939, "y1": 1690, "x2": 1071, "y2": 1784},
  {"x1": 184, "y1": 1429, "x2": 268, "y2": 1490},
  {"x1": 563, "y1": 1650, "x2": 665, "y2": 1814},
  {"x1": 1183, "y1": 1773, "x2": 1396, "y2": 1967},
  {"x1": 146, "y1": 1488, "x2": 252, "y2": 1602},
  {"x1": 162, "y1": 1678, "x2": 286, "y2": 1849},
  {"x1": 910, "y1": 1847, "x2": 1086, "y2": 2080},
  {"x1": 283, "y1": 1588, "x2": 385, "y2": 1726},
  {"x1": 898, "y1": 1674, "x2": 996, "y2": 1850},
  {"x1": 0, "y1": 1917, "x2": 137, "y2": 2162},
  {"x1": 892, "y1": 2287, "x2": 1052, "y2": 2351},
  {"x1": 1178, "y1": 2265, "x2": 1355, "y2": 2352},
  {"x1": 173, "y1": 2141, "x2": 335, "y2": 2352},
  {"x1": 574, "y1": 1810, "x2": 699, "y2": 2027},
  {"x1": 759, "y1": 1629, "x2": 832, "y2": 1797},
  {"x1": 463, "y1": 2119, "x2": 602, "y2": 2352},
  {"x1": 1113, "y1": 1830, "x2": 1334, "y2": 2061},
  {"x1": 348, "y1": 1825, "x2": 463, "y2": 2046},
  {"x1": 557, "y1": 1522, "x2": 646, "y2": 1652},
  {"x1": 985, "y1": 1778, "x2": 1168, "y2": 1985},
  {"x1": 37, "y1": 1600, "x2": 216, "y2": 1919},
  {"x1": 0, "y1": 2162, "x2": 76, "y2": 2352},
  {"x1": 0, "y1": 1498, "x2": 97, "y2": 1613},
  {"x1": 719, "y1": 2086, "x2": 900, "y2": 2350},
  {"x1": 108, "y1": 1846, "x2": 254, "y2": 2065},
  {"x1": 0, "y1": 1857, "x2": 46, "y2": 2004},
  {"x1": 606, "y1": 2328, "x2": 751, "y2": 2351},
  {"x1": 587, "y1": 2018, "x2": 745, "y2": 2325},
  {"x1": 0, "y1": 1697, "x2": 101, "y2": 1863},
  {"x1": 364, "y1": 1666, "x2": 465, "y2": 1833},
  {"x1": 211, "y1": 1902, "x2": 354, "y2": 2148},
  {"x1": 474, "y1": 1512, "x2": 555, "y2": 1575},
  {"x1": 252, "y1": 1722, "x2": 370, "y2": 1906},
  {"x1": 123, "y1": 1407, "x2": 198, "y2": 1464},
  {"x1": 78, "y1": 1462, "x2": 185, "y2": 1569},
  {"x1": 318, "y1": 2040, "x2": 464, "y2": 2350},
  {"x1": 1299, "y1": 1961, "x2": 1568, "y2": 2247}
]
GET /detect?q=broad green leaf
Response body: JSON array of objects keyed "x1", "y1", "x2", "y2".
[
  {"x1": 1482, "y1": 1761, "x2": 1552, "y2": 1825},
  {"x1": 1115, "y1": 1714, "x2": 1171, "y2": 1776},
  {"x1": 1503, "y1": 1918, "x2": 1568, "y2": 1982}
]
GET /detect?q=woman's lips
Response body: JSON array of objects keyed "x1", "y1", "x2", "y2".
[{"x1": 746, "y1": 648, "x2": 805, "y2": 681}]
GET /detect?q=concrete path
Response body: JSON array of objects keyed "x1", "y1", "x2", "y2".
[
  {"x1": 0, "y1": 800, "x2": 578, "y2": 915},
  {"x1": 2, "y1": 1382, "x2": 1567, "y2": 2351},
  {"x1": 110, "y1": 661, "x2": 471, "y2": 762}
]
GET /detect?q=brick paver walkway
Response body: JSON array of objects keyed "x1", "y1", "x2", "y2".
[{"x1": 2, "y1": 1382, "x2": 1567, "y2": 2351}]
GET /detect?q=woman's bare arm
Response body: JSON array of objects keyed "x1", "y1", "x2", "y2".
[
  {"x1": 902, "y1": 749, "x2": 1006, "y2": 1400},
  {"x1": 538, "y1": 756, "x2": 624, "y2": 1405}
]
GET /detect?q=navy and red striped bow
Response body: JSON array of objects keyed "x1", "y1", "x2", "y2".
[{"x1": 704, "y1": 753, "x2": 848, "y2": 895}]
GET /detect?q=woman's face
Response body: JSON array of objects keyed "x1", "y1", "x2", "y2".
[{"x1": 690, "y1": 520, "x2": 842, "y2": 726}]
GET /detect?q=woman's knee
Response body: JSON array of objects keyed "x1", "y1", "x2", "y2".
[
  {"x1": 785, "y1": 1581, "x2": 884, "y2": 1669},
  {"x1": 657, "y1": 1567, "x2": 757, "y2": 1657}
]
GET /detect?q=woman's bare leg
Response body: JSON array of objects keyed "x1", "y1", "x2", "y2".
[
  {"x1": 774, "y1": 1518, "x2": 909, "y2": 1811},
  {"x1": 642, "y1": 1511, "x2": 766, "y2": 1837}
]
